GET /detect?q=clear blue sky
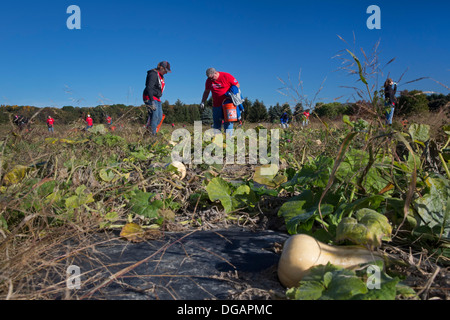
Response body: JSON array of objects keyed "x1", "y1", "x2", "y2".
[{"x1": 0, "y1": 0, "x2": 449, "y2": 109}]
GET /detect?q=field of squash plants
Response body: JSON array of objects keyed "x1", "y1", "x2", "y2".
[{"x1": 0, "y1": 113, "x2": 449, "y2": 300}]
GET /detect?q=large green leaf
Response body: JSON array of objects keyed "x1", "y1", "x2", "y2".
[
  {"x1": 286, "y1": 262, "x2": 411, "y2": 300},
  {"x1": 334, "y1": 195, "x2": 385, "y2": 221},
  {"x1": 286, "y1": 280, "x2": 325, "y2": 300},
  {"x1": 65, "y1": 185, "x2": 95, "y2": 209},
  {"x1": 99, "y1": 169, "x2": 117, "y2": 182},
  {"x1": 128, "y1": 190, "x2": 162, "y2": 219},
  {"x1": 322, "y1": 269, "x2": 369, "y2": 300},
  {"x1": 413, "y1": 174, "x2": 450, "y2": 239},
  {"x1": 408, "y1": 123, "x2": 430, "y2": 143},
  {"x1": 206, "y1": 177, "x2": 258, "y2": 213},
  {"x1": 232, "y1": 184, "x2": 258, "y2": 208},
  {"x1": 278, "y1": 191, "x2": 334, "y2": 234},
  {"x1": 206, "y1": 177, "x2": 233, "y2": 213},
  {"x1": 335, "y1": 148, "x2": 390, "y2": 194},
  {"x1": 253, "y1": 164, "x2": 287, "y2": 188},
  {"x1": 336, "y1": 208, "x2": 392, "y2": 247},
  {"x1": 284, "y1": 156, "x2": 333, "y2": 189},
  {"x1": 287, "y1": 263, "x2": 368, "y2": 300}
]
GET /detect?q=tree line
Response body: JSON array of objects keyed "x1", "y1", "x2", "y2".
[{"x1": 0, "y1": 90, "x2": 448, "y2": 127}]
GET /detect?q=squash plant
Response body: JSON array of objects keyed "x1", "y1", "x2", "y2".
[{"x1": 278, "y1": 122, "x2": 450, "y2": 244}]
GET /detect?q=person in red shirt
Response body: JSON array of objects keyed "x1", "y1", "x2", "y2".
[
  {"x1": 46, "y1": 116, "x2": 55, "y2": 133},
  {"x1": 302, "y1": 109, "x2": 310, "y2": 127},
  {"x1": 200, "y1": 68, "x2": 239, "y2": 132},
  {"x1": 86, "y1": 114, "x2": 93, "y2": 130},
  {"x1": 106, "y1": 115, "x2": 112, "y2": 127}
]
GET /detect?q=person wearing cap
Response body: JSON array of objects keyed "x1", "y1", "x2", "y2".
[
  {"x1": 200, "y1": 68, "x2": 239, "y2": 133},
  {"x1": 143, "y1": 61, "x2": 171, "y2": 135}
]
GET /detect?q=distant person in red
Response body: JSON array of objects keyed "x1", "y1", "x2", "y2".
[
  {"x1": 106, "y1": 115, "x2": 112, "y2": 127},
  {"x1": 46, "y1": 116, "x2": 55, "y2": 133},
  {"x1": 302, "y1": 109, "x2": 310, "y2": 127},
  {"x1": 171, "y1": 123, "x2": 175, "y2": 128},
  {"x1": 86, "y1": 114, "x2": 93, "y2": 130}
]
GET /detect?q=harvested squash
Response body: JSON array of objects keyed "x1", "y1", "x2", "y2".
[
  {"x1": 278, "y1": 234, "x2": 383, "y2": 288},
  {"x1": 169, "y1": 161, "x2": 186, "y2": 180}
]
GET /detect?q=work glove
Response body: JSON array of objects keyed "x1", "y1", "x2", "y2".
[{"x1": 148, "y1": 101, "x2": 157, "y2": 111}]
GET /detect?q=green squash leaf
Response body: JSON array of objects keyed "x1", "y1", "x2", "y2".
[
  {"x1": 336, "y1": 208, "x2": 392, "y2": 247},
  {"x1": 413, "y1": 174, "x2": 450, "y2": 239},
  {"x1": 408, "y1": 123, "x2": 430, "y2": 143},
  {"x1": 128, "y1": 190, "x2": 162, "y2": 219},
  {"x1": 206, "y1": 177, "x2": 233, "y2": 213}
]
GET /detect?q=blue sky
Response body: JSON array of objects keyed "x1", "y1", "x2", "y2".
[{"x1": 0, "y1": 0, "x2": 449, "y2": 109}]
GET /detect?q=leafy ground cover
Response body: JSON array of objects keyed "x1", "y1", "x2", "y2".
[{"x1": 0, "y1": 114, "x2": 449, "y2": 300}]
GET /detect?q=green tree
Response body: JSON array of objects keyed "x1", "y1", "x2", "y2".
[
  {"x1": 293, "y1": 102, "x2": 304, "y2": 122},
  {"x1": 268, "y1": 103, "x2": 284, "y2": 122},
  {"x1": 173, "y1": 99, "x2": 185, "y2": 122},
  {"x1": 268, "y1": 106, "x2": 275, "y2": 122},
  {"x1": 248, "y1": 100, "x2": 268, "y2": 123},
  {"x1": 314, "y1": 102, "x2": 350, "y2": 119},
  {"x1": 242, "y1": 98, "x2": 252, "y2": 121},
  {"x1": 162, "y1": 100, "x2": 175, "y2": 123},
  {"x1": 201, "y1": 107, "x2": 213, "y2": 125},
  {"x1": 427, "y1": 93, "x2": 450, "y2": 112},
  {"x1": 282, "y1": 103, "x2": 292, "y2": 119},
  {"x1": 398, "y1": 90, "x2": 429, "y2": 115},
  {"x1": 190, "y1": 105, "x2": 201, "y2": 122}
]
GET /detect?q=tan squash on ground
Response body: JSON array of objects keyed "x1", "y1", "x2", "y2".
[
  {"x1": 170, "y1": 161, "x2": 186, "y2": 180},
  {"x1": 277, "y1": 234, "x2": 383, "y2": 288}
]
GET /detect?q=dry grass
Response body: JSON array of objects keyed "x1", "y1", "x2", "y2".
[{"x1": 0, "y1": 112, "x2": 449, "y2": 300}]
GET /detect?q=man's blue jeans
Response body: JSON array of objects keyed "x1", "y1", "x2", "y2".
[
  {"x1": 213, "y1": 106, "x2": 233, "y2": 135},
  {"x1": 146, "y1": 100, "x2": 163, "y2": 135}
]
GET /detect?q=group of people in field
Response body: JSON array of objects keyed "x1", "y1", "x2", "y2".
[
  {"x1": 13, "y1": 62, "x2": 398, "y2": 135},
  {"x1": 142, "y1": 61, "x2": 400, "y2": 136},
  {"x1": 12, "y1": 113, "x2": 113, "y2": 133},
  {"x1": 280, "y1": 109, "x2": 310, "y2": 129}
]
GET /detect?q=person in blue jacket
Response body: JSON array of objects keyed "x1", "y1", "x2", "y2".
[{"x1": 280, "y1": 112, "x2": 289, "y2": 128}]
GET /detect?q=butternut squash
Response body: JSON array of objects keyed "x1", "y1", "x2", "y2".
[
  {"x1": 169, "y1": 161, "x2": 186, "y2": 180},
  {"x1": 278, "y1": 234, "x2": 383, "y2": 288}
]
